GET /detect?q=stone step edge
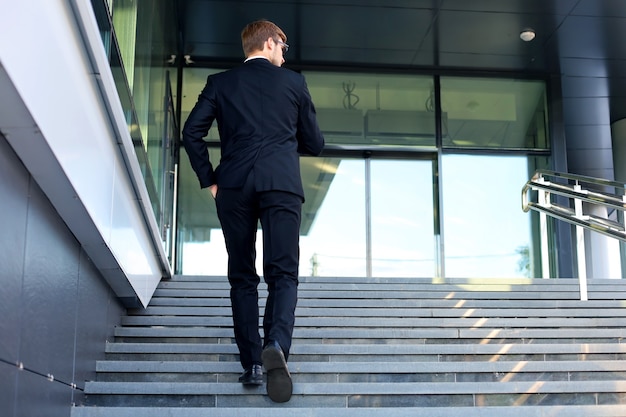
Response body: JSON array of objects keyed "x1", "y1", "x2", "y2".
[
  {"x1": 157, "y1": 283, "x2": 621, "y2": 292},
  {"x1": 144, "y1": 299, "x2": 626, "y2": 309},
  {"x1": 83, "y1": 380, "x2": 626, "y2": 395},
  {"x1": 129, "y1": 306, "x2": 626, "y2": 317},
  {"x1": 113, "y1": 327, "x2": 626, "y2": 338},
  {"x1": 104, "y1": 341, "x2": 626, "y2": 355},
  {"x1": 70, "y1": 404, "x2": 626, "y2": 417},
  {"x1": 152, "y1": 289, "x2": 624, "y2": 300},
  {"x1": 169, "y1": 275, "x2": 626, "y2": 285},
  {"x1": 119, "y1": 316, "x2": 626, "y2": 328},
  {"x1": 95, "y1": 359, "x2": 626, "y2": 374}
]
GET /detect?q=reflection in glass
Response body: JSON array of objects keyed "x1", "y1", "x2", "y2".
[
  {"x1": 177, "y1": 155, "x2": 367, "y2": 276},
  {"x1": 177, "y1": 148, "x2": 224, "y2": 274},
  {"x1": 177, "y1": 68, "x2": 552, "y2": 279},
  {"x1": 300, "y1": 158, "x2": 366, "y2": 277},
  {"x1": 304, "y1": 72, "x2": 436, "y2": 148},
  {"x1": 441, "y1": 77, "x2": 548, "y2": 149},
  {"x1": 95, "y1": 0, "x2": 178, "y2": 263},
  {"x1": 111, "y1": 0, "x2": 138, "y2": 90}
]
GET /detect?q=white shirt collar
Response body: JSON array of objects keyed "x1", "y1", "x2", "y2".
[{"x1": 244, "y1": 55, "x2": 269, "y2": 63}]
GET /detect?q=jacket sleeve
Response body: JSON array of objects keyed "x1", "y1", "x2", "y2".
[
  {"x1": 296, "y1": 79, "x2": 325, "y2": 156},
  {"x1": 182, "y1": 76, "x2": 218, "y2": 188}
]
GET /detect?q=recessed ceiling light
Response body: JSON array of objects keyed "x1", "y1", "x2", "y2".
[{"x1": 520, "y1": 29, "x2": 536, "y2": 42}]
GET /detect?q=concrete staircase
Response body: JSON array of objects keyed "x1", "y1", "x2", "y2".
[{"x1": 72, "y1": 276, "x2": 626, "y2": 416}]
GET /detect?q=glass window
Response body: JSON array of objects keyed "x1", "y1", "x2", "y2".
[
  {"x1": 95, "y1": 0, "x2": 179, "y2": 263},
  {"x1": 177, "y1": 148, "x2": 227, "y2": 274},
  {"x1": 177, "y1": 69, "x2": 551, "y2": 279},
  {"x1": 111, "y1": 0, "x2": 138, "y2": 91},
  {"x1": 304, "y1": 72, "x2": 436, "y2": 148},
  {"x1": 441, "y1": 77, "x2": 548, "y2": 150},
  {"x1": 442, "y1": 154, "x2": 544, "y2": 278}
]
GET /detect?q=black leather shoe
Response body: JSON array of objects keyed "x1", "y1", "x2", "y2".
[
  {"x1": 262, "y1": 341, "x2": 292, "y2": 403},
  {"x1": 238, "y1": 364, "x2": 263, "y2": 386}
]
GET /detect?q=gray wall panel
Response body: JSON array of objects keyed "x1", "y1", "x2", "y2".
[
  {"x1": 0, "y1": 135, "x2": 28, "y2": 363},
  {"x1": 73, "y1": 249, "x2": 117, "y2": 394},
  {"x1": 0, "y1": 132, "x2": 125, "y2": 415},
  {"x1": 567, "y1": 149, "x2": 615, "y2": 172},
  {"x1": 561, "y1": 88, "x2": 615, "y2": 179},
  {"x1": 21, "y1": 182, "x2": 80, "y2": 385},
  {"x1": 16, "y1": 369, "x2": 72, "y2": 417},
  {"x1": 562, "y1": 97, "x2": 611, "y2": 126},
  {"x1": 563, "y1": 124, "x2": 613, "y2": 150},
  {"x1": 0, "y1": 361, "x2": 17, "y2": 417},
  {"x1": 561, "y1": 76, "x2": 609, "y2": 98}
]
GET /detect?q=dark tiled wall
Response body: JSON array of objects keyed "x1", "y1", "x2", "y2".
[
  {"x1": 0, "y1": 134, "x2": 125, "y2": 416},
  {"x1": 560, "y1": 68, "x2": 616, "y2": 180}
]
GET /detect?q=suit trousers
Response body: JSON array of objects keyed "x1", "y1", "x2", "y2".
[{"x1": 215, "y1": 172, "x2": 301, "y2": 369}]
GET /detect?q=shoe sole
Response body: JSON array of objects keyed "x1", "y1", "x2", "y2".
[
  {"x1": 262, "y1": 345, "x2": 292, "y2": 403},
  {"x1": 240, "y1": 378, "x2": 263, "y2": 386}
]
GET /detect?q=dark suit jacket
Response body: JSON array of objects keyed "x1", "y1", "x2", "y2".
[{"x1": 182, "y1": 58, "x2": 325, "y2": 200}]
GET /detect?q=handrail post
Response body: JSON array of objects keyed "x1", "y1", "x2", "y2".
[
  {"x1": 536, "y1": 177, "x2": 551, "y2": 278},
  {"x1": 573, "y1": 183, "x2": 588, "y2": 301}
]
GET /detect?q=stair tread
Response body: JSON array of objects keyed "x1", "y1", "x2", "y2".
[
  {"x1": 84, "y1": 380, "x2": 626, "y2": 395},
  {"x1": 146, "y1": 298, "x2": 626, "y2": 308},
  {"x1": 120, "y1": 316, "x2": 626, "y2": 328},
  {"x1": 113, "y1": 326, "x2": 626, "y2": 338},
  {"x1": 168, "y1": 275, "x2": 626, "y2": 286},
  {"x1": 105, "y1": 341, "x2": 626, "y2": 355},
  {"x1": 131, "y1": 306, "x2": 626, "y2": 317},
  {"x1": 70, "y1": 405, "x2": 626, "y2": 417},
  {"x1": 152, "y1": 289, "x2": 626, "y2": 300},
  {"x1": 95, "y1": 359, "x2": 626, "y2": 373},
  {"x1": 159, "y1": 281, "x2": 596, "y2": 291}
]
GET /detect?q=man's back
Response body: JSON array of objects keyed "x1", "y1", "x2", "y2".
[{"x1": 183, "y1": 58, "x2": 323, "y2": 197}]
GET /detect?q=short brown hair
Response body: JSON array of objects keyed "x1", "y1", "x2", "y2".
[{"x1": 241, "y1": 20, "x2": 287, "y2": 56}]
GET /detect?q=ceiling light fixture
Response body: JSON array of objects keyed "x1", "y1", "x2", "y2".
[{"x1": 520, "y1": 29, "x2": 536, "y2": 42}]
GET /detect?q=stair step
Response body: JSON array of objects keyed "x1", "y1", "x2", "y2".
[
  {"x1": 152, "y1": 288, "x2": 608, "y2": 300},
  {"x1": 159, "y1": 280, "x2": 593, "y2": 292},
  {"x1": 70, "y1": 405, "x2": 626, "y2": 417},
  {"x1": 145, "y1": 297, "x2": 626, "y2": 309},
  {"x1": 95, "y1": 359, "x2": 626, "y2": 374},
  {"x1": 105, "y1": 341, "x2": 626, "y2": 356},
  {"x1": 113, "y1": 326, "x2": 626, "y2": 340},
  {"x1": 130, "y1": 305, "x2": 626, "y2": 317},
  {"x1": 169, "y1": 275, "x2": 626, "y2": 288},
  {"x1": 152, "y1": 288, "x2": 626, "y2": 301},
  {"x1": 119, "y1": 315, "x2": 626, "y2": 328},
  {"x1": 84, "y1": 380, "x2": 626, "y2": 395}
]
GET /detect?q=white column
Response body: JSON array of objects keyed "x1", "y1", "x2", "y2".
[
  {"x1": 584, "y1": 205, "x2": 621, "y2": 279},
  {"x1": 611, "y1": 119, "x2": 626, "y2": 279}
]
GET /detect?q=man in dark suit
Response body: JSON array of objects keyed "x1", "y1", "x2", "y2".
[{"x1": 182, "y1": 20, "x2": 324, "y2": 403}]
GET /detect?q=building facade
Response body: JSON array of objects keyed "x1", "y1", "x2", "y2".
[{"x1": 1, "y1": 0, "x2": 626, "y2": 415}]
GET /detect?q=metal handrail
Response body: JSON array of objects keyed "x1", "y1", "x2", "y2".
[{"x1": 522, "y1": 169, "x2": 626, "y2": 300}]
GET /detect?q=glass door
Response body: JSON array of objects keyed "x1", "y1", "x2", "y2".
[
  {"x1": 299, "y1": 154, "x2": 436, "y2": 278},
  {"x1": 176, "y1": 153, "x2": 438, "y2": 278},
  {"x1": 369, "y1": 158, "x2": 436, "y2": 277}
]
